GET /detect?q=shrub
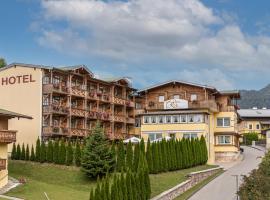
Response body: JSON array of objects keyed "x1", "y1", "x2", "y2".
[
  {"x1": 75, "y1": 141, "x2": 81, "y2": 167},
  {"x1": 16, "y1": 144, "x2": 21, "y2": 160},
  {"x1": 11, "y1": 143, "x2": 16, "y2": 160},
  {"x1": 47, "y1": 140, "x2": 53, "y2": 163},
  {"x1": 35, "y1": 137, "x2": 41, "y2": 162},
  {"x1": 53, "y1": 140, "x2": 59, "y2": 164},
  {"x1": 59, "y1": 140, "x2": 66, "y2": 165},
  {"x1": 21, "y1": 143, "x2": 26, "y2": 160},
  {"x1": 25, "y1": 144, "x2": 30, "y2": 161},
  {"x1": 66, "y1": 141, "x2": 73, "y2": 166},
  {"x1": 30, "y1": 145, "x2": 35, "y2": 161},
  {"x1": 117, "y1": 140, "x2": 126, "y2": 172},
  {"x1": 243, "y1": 132, "x2": 259, "y2": 145}
]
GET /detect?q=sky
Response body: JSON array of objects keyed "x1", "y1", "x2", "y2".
[{"x1": 1, "y1": 0, "x2": 270, "y2": 90}]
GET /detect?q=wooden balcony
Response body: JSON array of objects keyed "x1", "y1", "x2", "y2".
[
  {"x1": 219, "y1": 105, "x2": 236, "y2": 112},
  {"x1": 71, "y1": 108, "x2": 86, "y2": 117},
  {"x1": 71, "y1": 87, "x2": 85, "y2": 97},
  {"x1": 42, "y1": 126, "x2": 69, "y2": 136},
  {"x1": 113, "y1": 97, "x2": 126, "y2": 106},
  {"x1": 0, "y1": 159, "x2": 6, "y2": 170},
  {"x1": 43, "y1": 105, "x2": 69, "y2": 115},
  {"x1": 113, "y1": 115, "x2": 126, "y2": 123},
  {"x1": 126, "y1": 100, "x2": 135, "y2": 107},
  {"x1": 88, "y1": 91, "x2": 99, "y2": 100},
  {"x1": 134, "y1": 109, "x2": 145, "y2": 115},
  {"x1": 43, "y1": 84, "x2": 68, "y2": 94},
  {"x1": 189, "y1": 100, "x2": 218, "y2": 112},
  {"x1": 0, "y1": 130, "x2": 16, "y2": 143},
  {"x1": 126, "y1": 117, "x2": 135, "y2": 124},
  {"x1": 70, "y1": 128, "x2": 88, "y2": 137},
  {"x1": 99, "y1": 94, "x2": 111, "y2": 102},
  {"x1": 96, "y1": 111, "x2": 112, "y2": 121}
]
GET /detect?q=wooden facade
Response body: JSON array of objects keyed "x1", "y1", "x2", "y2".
[{"x1": 42, "y1": 67, "x2": 135, "y2": 140}]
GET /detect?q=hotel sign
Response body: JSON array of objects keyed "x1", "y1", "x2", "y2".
[
  {"x1": 164, "y1": 99, "x2": 188, "y2": 110},
  {"x1": 0, "y1": 74, "x2": 35, "y2": 86}
]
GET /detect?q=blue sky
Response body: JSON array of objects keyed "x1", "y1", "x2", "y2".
[{"x1": 1, "y1": 0, "x2": 270, "y2": 90}]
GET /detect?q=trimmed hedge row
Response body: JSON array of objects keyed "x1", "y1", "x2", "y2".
[{"x1": 11, "y1": 138, "x2": 82, "y2": 167}]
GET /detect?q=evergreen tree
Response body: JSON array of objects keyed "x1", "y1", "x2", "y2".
[
  {"x1": 157, "y1": 141, "x2": 163, "y2": 172},
  {"x1": 200, "y1": 136, "x2": 208, "y2": 164},
  {"x1": 81, "y1": 122, "x2": 115, "y2": 179},
  {"x1": 47, "y1": 140, "x2": 54, "y2": 163},
  {"x1": 89, "y1": 188, "x2": 95, "y2": 200},
  {"x1": 40, "y1": 140, "x2": 46, "y2": 163},
  {"x1": 59, "y1": 139, "x2": 66, "y2": 165},
  {"x1": 151, "y1": 142, "x2": 157, "y2": 174},
  {"x1": 11, "y1": 143, "x2": 16, "y2": 160},
  {"x1": 25, "y1": 144, "x2": 30, "y2": 161},
  {"x1": 146, "y1": 139, "x2": 153, "y2": 173},
  {"x1": 21, "y1": 143, "x2": 26, "y2": 160},
  {"x1": 133, "y1": 143, "x2": 140, "y2": 171},
  {"x1": 116, "y1": 140, "x2": 125, "y2": 172},
  {"x1": 16, "y1": 144, "x2": 21, "y2": 160},
  {"x1": 35, "y1": 137, "x2": 41, "y2": 162},
  {"x1": 66, "y1": 141, "x2": 73, "y2": 166},
  {"x1": 111, "y1": 142, "x2": 116, "y2": 171},
  {"x1": 126, "y1": 170, "x2": 133, "y2": 200},
  {"x1": 121, "y1": 171, "x2": 128, "y2": 200},
  {"x1": 140, "y1": 138, "x2": 145, "y2": 155},
  {"x1": 181, "y1": 138, "x2": 188, "y2": 168},
  {"x1": 75, "y1": 141, "x2": 81, "y2": 167},
  {"x1": 30, "y1": 144, "x2": 35, "y2": 161},
  {"x1": 126, "y1": 141, "x2": 133, "y2": 170},
  {"x1": 53, "y1": 140, "x2": 60, "y2": 164}
]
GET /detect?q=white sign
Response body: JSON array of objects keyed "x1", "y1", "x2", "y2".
[{"x1": 164, "y1": 99, "x2": 188, "y2": 109}]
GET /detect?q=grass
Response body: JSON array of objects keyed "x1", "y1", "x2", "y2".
[
  {"x1": 175, "y1": 169, "x2": 224, "y2": 200},
  {"x1": 6, "y1": 161, "x2": 217, "y2": 200}
]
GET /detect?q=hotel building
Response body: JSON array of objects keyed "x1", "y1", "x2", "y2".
[
  {"x1": 0, "y1": 63, "x2": 136, "y2": 149},
  {"x1": 134, "y1": 80, "x2": 241, "y2": 163},
  {"x1": 0, "y1": 108, "x2": 31, "y2": 187}
]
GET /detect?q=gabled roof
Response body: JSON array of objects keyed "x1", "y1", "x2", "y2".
[
  {"x1": 0, "y1": 108, "x2": 32, "y2": 119},
  {"x1": 238, "y1": 109, "x2": 270, "y2": 118},
  {"x1": 219, "y1": 90, "x2": 240, "y2": 98},
  {"x1": 59, "y1": 65, "x2": 94, "y2": 76},
  {"x1": 137, "y1": 80, "x2": 217, "y2": 93}
]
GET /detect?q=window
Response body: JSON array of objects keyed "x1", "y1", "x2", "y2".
[
  {"x1": 248, "y1": 124, "x2": 253, "y2": 130},
  {"x1": 144, "y1": 116, "x2": 150, "y2": 124},
  {"x1": 180, "y1": 115, "x2": 187, "y2": 123},
  {"x1": 43, "y1": 96, "x2": 49, "y2": 106},
  {"x1": 169, "y1": 133, "x2": 176, "y2": 139},
  {"x1": 43, "y1": 76, "x2": 50, "y2": 84},
  {"x1": 188, "y1": 115, "x2": 195, "y2": 123},
  {"x1": 173, "y1": 95, "x2": 180, "y2": 99},
  {"x1": 194, "y1": 114, "x2": 203, "y2": 123},
  {"x1": 183, "y1": 133, "x2": 198, "y2": 139},
  {"x1": 217, "y1": 135, "x2": 231, "y2": 145},
  {"x1": 172, "y1": 115, "x2": 180, "y2": 123},
  {"x1": 149, "y1": 133, "x2": 162, "y2": 141},
  {"x1": 135, "y1": 103, "x2": 142, "y2": 109},
  {"x1": 52, "y1": 76, "x2": 60, "y2": 84},
  {"x1": 159, "y1": 95, "x2": 165, "y2": 102},
  {"x1": 166, "y1": 116, "x2": 172, "y2": 124},
  {"x1": 158, "y1": 116, "x2": 164, "y2": 124},
  {"x1": 217, "y1": 118, "x2": 230, "y2": 127},
  {"x1": 191, "y1": 94, "x2": 197, "y2": 101},
  {"x1": 256, "y1": 124, "x2": 260, "y2": 130},
  {"x1": 150, "y1": 116, "x2": 156, "y2": 124},
  {"x1": 135, "y1": 118, "x2": 141, "y2": 127}
]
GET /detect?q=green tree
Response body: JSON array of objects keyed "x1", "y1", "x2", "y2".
[
  {"x1": 21, "y1": 143, "x2": 26, "y2": 160},
  {"x1": 35, "y1": 137, "x2": 41, "y2": 162},
  {"x1": 53, "y1": 140, "x2": 60, "y2": 164},
  {"x1": 40, "y1": 140, "x2": 46, "y2": 163},
  {"x1": 11, "y1": 143, "x2": 16, "y2": 160},
  {"x1": 59, "y1": 140, "x2": 66, "y2": 165},
  {"x1": 81, "y1": 122, "x2": 115, "y2": 179},
  {"x1": 47, "y1": 140, "x2": 53, "y2": 163},
  {"x1": 0, "y1": 58, "x2": 6, "y2": 68},
  {"x1": 75, "y1": 141, "x2": 81, "y2": 167},
  {"x1": 126, "y1": 141, "x2": 133, "y2": 170},
  {"x1": 140, "y1": 138, "x2": 145, "y2": 155},
  {"x1": 16, "y1": 144, "x2": 21, "y2": 160},
  {"x1": 25, "y1": 144, "x2": 30, "y2": 161},
  {"x1": 200, "y1": 136, "x2": 208, "y2": 164},
  {"x1": 133, "y1": 143, "x2": 140, "y2": 171},
  {"x1": 30, "y1": 145, "x2": 35, "y2": 161},
  {"x1": 146, "y1": 139, "x2": 153, "y2": 173},
  {"x1": 66, "y1": 141, "x2": 73, "y2": 166},
  {"x1": 116, "y1": 140, "x2": 126, "y2": 172}
]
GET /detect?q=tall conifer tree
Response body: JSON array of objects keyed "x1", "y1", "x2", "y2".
[
  {"x1": 40, "y1": 140, "x2": 46, "y2": 163},
  {"x1": 16, "y1": 144, "x2": 21, "y2": 160},
  {"x1": 35, "y1": 137, "x2": 41, "y2": 162},
  {"x1": 25, "y1": 144, "x2": 30, "y2": 161},
  {"x1": 53, "y1": 140, "x2": 60, "y2": 164},
  {"x1": 59, "y1": 139, "x2": 66, "y2": 164},
  {"x1": 30, "y1": 144, "x2": 35, "y2": 161},
  {"x1": 21, "y1": 143, "x2": 26, "y2": 160},
  {"x1": 66, "y1": 141, "x2": 73, "y2": 166},
  {"x1": 126, "y1": 141, "x2": 133, "y2": 170},
  {"x1": 75, "y1": 141, "x2": 81, "y2": 166},
  {"x1": 47, "y1": 140, "x2": 53, "y2": 163},
  {"x1": 11, "y1": 143, "x2": 16, "y2": 160}
]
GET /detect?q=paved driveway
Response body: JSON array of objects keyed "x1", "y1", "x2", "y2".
[{"x1": 189, "y1": 146, "x2": 265, "y2": 200}]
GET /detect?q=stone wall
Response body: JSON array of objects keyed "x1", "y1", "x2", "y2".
[
  {"x1": 151, "y1": 167, "x2": 223, "y2": 200},
  {"x1": 215, "y1": 151, "x2": 240, "y2": 162}
]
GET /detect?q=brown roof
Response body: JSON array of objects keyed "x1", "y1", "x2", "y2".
[{"x1": 0, "y1": 109, "x2": 32, "y2": 119}]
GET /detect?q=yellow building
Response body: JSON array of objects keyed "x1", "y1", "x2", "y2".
[
  {"x1": 134, "y1": 80, "x2": 241, "y2": 163},
  {"x1": 238, "y1": 108, "x2": 270, "y2": 139},
  {"x1": 0, "y1": 108, "x2": 31, "y2": 188}
]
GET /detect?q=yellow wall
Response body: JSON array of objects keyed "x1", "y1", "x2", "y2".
[
  {"x1": 0, "y1": 144, "x2": 8, "y2": 188},
  {"x1": 0, "y1": 66, "x2": 43, "y2": 152},
  {"x1": 214, "y1": 112, "x2": 237, "y2": 133}
]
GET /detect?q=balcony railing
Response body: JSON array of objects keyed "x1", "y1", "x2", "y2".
[
  {"x1": 88, "y1": 91, "x2": 99, "y2": 100},
  {"x1": 43, "y1": 105, "x2": 69, "y2": 114},
  {"x1": 113, "y1": 115, "x2": 126, "y2": 123},
  {"x1": 71, "y1": 108, "x2": 86, "y2": 117},
  {"x1": 71, "y1": 87, "x2": 85, "y2": 97},
  {"x1": 43, "y1": 84, "x2": 68, "y2": 94},
  {"x1": 0, "y1": 159, "x2": 6, "y2": 170},
  {"x1": 70, "y1": 128, "x2": 87, "y2": 137},
  {"x1": 113, "y1": 97, "x2": 126, "y2": 106},
  {"x1": 134, "y1": 109, "x2": 145, "y2": 115},
  {"x1": 0, "y1": 130, "x2": 16, "y2": 143},
  {"x1": 99, "y1": 94, "x2": 111, "y2": 102},
  {"x1": 42, "y1": 126, "x2": 69, "y2": 136},
  {"x1": 126, "y1": 117, "x2": 135, "y2": 124},
  {"x1": 126, "y1": 100, "x2": 135, "y2": 107},
  {"x1": 189, "y1": 100, "x2": 218, "y2": 112}
]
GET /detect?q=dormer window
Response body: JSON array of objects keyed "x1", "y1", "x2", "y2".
[
  {"x1": 159, "y1": 95, "x2": 165, "y2": 102},
  {"x1": 191, "y1": 94, "x2": 197, "y2": 101},
  {"x1": 173, "y1": 95, "x2": 180, "y2": 99}
]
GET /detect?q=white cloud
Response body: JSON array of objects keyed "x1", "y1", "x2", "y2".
[{"x1": 35, "y1": 0, "x2": 270, "y2": 89}]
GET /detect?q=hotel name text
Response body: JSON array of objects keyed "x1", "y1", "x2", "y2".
[{"x1": 0, "y1": 74, "x2": 35, "y2": 86}]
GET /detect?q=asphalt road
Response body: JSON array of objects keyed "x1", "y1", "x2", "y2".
[{"x1": 189, "y1": 146, "x2": 265, "y2": 200}]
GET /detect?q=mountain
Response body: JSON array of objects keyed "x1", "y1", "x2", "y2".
[{"x1": 238, "y1": 84, "x2": 270, "y2": 109}]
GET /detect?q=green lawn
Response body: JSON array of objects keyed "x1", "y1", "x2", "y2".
[{"x1": 6, "y1": 161, "x2": 217, "y2": 200}]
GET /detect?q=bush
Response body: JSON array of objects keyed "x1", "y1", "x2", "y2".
[
  {"x1": 16, "y1": 144, "x2": 21, "y2": 160},
  {"x1": 66, "y1": 141, "x2": 73, "y2": 166},
  {"x1": 75, "y1": 141, "x2": 81, "y2": 167},
  {"x1": 35, "y1": 137, "x2": 41, "y2": 162},
  {"x1": 243, "y1": 132, "x2": 259, "y2": 145},
  {"x1": 47, "y1": 140, "x2": 53, "y2": 163},
  {"x1": 30, "y1": 145, "x2": 35, "y2": 161},
  {"x1": 11, "y1": 143, "x2": 16, "y2": 160},
  {"x1": 25, "y1": 144, "x2": 30, "y2": 161},
  {"x1": 59, "y1": 140, "x2": 66, "y2": 165},
  {"x1": 21, "y1": 143, "x2": 26, "y2": 160}
]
